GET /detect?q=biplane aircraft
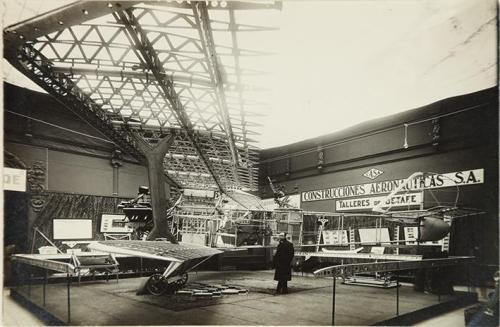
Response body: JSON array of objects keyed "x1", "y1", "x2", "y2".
[{"x1": 371, "y1": 171, "x2": 484, "y2": 241}]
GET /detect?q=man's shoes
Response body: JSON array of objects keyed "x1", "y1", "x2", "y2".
[{"x1": 273, "y1": 290, "x2": 281, "y2": 296}]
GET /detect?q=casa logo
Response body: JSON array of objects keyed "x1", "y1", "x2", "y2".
[
  {"x1": 317, "y1": 218, "x2": 329, "y2": 226},
  {"x1": 363, "y1": 168, "x2": 383, "y2": 180}
]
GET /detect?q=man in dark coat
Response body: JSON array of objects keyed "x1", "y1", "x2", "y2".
[{"x1": 273, "y1": 232, "x2": 294, "y2": 294}]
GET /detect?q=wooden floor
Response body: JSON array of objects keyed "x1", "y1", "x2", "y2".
[{"x1": 5, "y1": 270, "x2": 474, "y2": 326}]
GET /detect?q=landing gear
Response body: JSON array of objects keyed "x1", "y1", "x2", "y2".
[
  {"x1": 145, "y1": 272, "x2": 189, "y2": 296},
  {"x1": 175, "y1": 273, "x2": 189, "y2": 287},
  {"x1": 145, "y1": 274, "x2": 168, "y2": 296}
]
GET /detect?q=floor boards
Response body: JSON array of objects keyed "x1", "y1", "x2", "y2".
[{"x1": 6, "y1": 270, "x2": 473, "y2": 326}]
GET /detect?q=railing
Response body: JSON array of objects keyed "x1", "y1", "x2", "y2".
[
  {"x1": 11, "y1": 255, "x2": 77, "y2": 324},
  {"x1": 313, "y1": 256, "x2": 475, "y2": 325}
]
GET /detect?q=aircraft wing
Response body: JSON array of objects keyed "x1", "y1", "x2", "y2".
[
  {"x1": 87, "y1": 240, "x2": 222, "y2": 262},
  {"x1": 295, "y1": 251, "x2": 422, "y2": 261},
  {"x1": 383, "y1": 206, "x2": 484, "y2": 223},
  {"x1": 321, "y1": 247, "x2": 364, "y2": 254}
]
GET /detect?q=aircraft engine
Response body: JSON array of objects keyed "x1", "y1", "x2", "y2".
[{"x1": 418, "y1": 217, "x2": 450, "y2": 242}]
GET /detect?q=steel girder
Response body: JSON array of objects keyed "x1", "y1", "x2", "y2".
[
  {"x1": 3, "y1": 1, "x2": 140, "y2": 47},
  {"x1": 192, "y1": 2, "x2": 240, "y2": 186},
  {"x1": 52, "y1": 66, "x2": 214, "y2": 88},
  {"x1": 227, "y1": 8, "x2": 256, "y2": 186},
  {"x1": 6, "y1": 42, "x2": 183, "y2": 189},
  {"x1": 153, "y1": 1, "x2": 282, "y2": 12},
  {"x1": 113, "y1": 8, "x2": 225, "y2": 192},
  {"x1": 5, "y1": 43, "x2": 145, "y2": 162},
  {"x1": 4, "y1": 1, "x2": 277, "y2": 191},
  {"x1": 135, "y1": 127, "x2": 258, "y2": 190}
]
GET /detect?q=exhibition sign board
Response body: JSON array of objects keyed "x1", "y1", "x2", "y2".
[
  {"x1": 3, "y1": 167, "x2": 27, "y2": 192},
  {"x1": 358, "y1": 228, "x2": 391, "y2": 244},
  {"x1": 53, "y1": 219, "x2": 93, "y2": 240},
  {"x1": 336, "y1": 193, "x2": 422, "y2": 211},
  {"x1": 321, "y1": 230, "x2": 348, "y2": 245},
  {"x1": 100, "y1": 214, "x2": 133, "y2": 233},
  {"x1": 302, "y1": 168, "x2": 484, "y2": 202}
]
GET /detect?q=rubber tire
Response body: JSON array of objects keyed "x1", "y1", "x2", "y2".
[
  {"x1": 145, "y1": 274, "x2": 168, "y2": 296},
  {"x1": 175, "y1": 273, "x2": 188, "y2": 287}
]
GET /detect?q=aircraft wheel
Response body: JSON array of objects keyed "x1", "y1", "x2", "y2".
[
  {"x1": 175, "y1": 273, "x2": 188, "y2": 287},
  {"x1": 146, "y1": 274, "x2": 168, "y2": 296}
]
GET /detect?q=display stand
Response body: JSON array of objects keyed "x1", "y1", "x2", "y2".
[{"x1": 314, "y1": 256, "x2": 476, "y2": 325}]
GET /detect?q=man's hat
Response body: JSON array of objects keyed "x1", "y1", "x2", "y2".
[{"x1": 278, "y1": 232, "x2": 286, "y2": 237}]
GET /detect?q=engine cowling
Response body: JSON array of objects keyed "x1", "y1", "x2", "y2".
[{"x1": 418, "y1": 217, "x2": 450, "y2": 242}]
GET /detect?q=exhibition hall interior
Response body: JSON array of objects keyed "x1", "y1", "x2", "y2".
[{"x1": 2, "y1": 0, "x2": 498, "y2": 326}]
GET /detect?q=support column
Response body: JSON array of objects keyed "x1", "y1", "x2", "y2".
[
  {"x1": 394, "y1": 226, "x2": 400, "y2": 255},
  {"x1": 43, "y1": 270, "x2": 47, "y2": 307},
  {"x1": 396, "y1": 273, "x2": 399, "y2": 316},
  {"x1": 332, "y1": 276, "x2": 336, "y2": 325},
  {"x1": 67, "y1": 274, "x2": 71, "y2": 324},
  {"x1": 134, "y1": 135, "x2": 178, "y2": 244},
  {"x1": 28, "y1": 273, "x2": 32, "y2": 298},
  {"x1": 111, "y1": 149, "x2": 123, "y2": 196}
]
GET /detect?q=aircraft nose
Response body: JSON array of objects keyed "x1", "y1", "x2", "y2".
[{"x1": 418, "y1": 217, "x2": 450, "y2": 242}]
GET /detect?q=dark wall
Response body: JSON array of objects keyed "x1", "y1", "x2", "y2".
[
  {"x1": 5, "y1": 142, "x2": 148, "y2": 198},
  {"x1": 4, "y1": 82, "x2": 152, "y2": 198},
  {"x1": 259, "y1": 87, "x2": 499, "y2": 273},
  {"x1": 4, "y1": 191, "x2": 29, "y2": 252},
  {"x1": 3, "y1": 83, "x2": 153, "y2": 252},
  {"x1": 30, "y1": 192, "x2": 131, "y2": 251}
]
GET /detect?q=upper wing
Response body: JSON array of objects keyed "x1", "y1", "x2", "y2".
[
  {"x1": 383, "y1": 206, "x2": 484, "y2": 223},
  {"x1": 296, "y1": 250, "x2": 422, "y2": 261}
]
